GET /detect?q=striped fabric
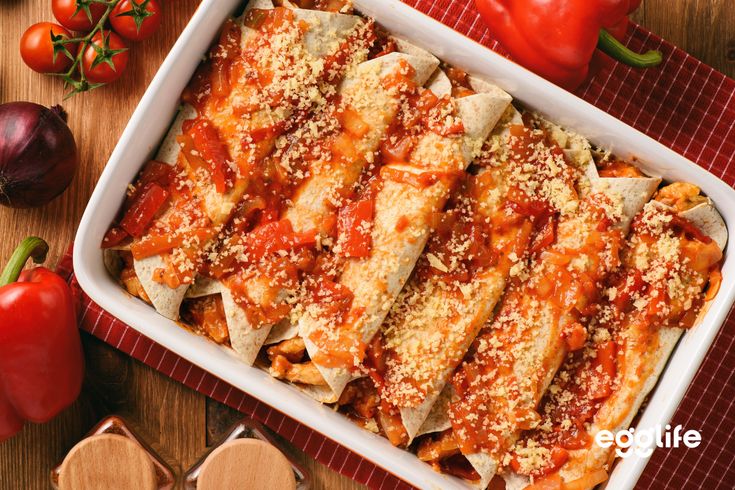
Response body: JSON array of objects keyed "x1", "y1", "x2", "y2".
[{"x1": 61, "y1": 1, "x2": 735, "y2": 488}]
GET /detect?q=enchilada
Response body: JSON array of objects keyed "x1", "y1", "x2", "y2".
[
  {"x1": 504, "y1": 184, "x2": 725, "y2": 490},
  {"x1": 295, "y1": 71, "x2": 511, "y2": 402}
]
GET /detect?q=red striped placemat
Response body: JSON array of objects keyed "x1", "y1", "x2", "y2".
[{"x1": 63, "y1": 1, "x2": 735, "y2": 488}]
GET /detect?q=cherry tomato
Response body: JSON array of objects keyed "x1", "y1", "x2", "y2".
[
  {"x1": 52, "y1": 0, "x2": 106, "y2": 32},
  {"x1": 110, "y1": 0, "x2": 162, "y2": 41},
  {"x1": 19, "y1": 22, "x2": 78, "y2": 74},
  {"x1": 81, "y1": 30, "x2": 129, "y2": 84}
]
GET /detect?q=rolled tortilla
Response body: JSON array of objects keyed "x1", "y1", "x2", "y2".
[
  {"x1": 299, "y1": 79, "x2": 512, "y2": 402},
  {"x1": 187, "y1": 48, "x2": 441, "y2": 365},
  {"x1": 415, "y1": 385, "x2": 453, "y2": 437},
  {"x1": 132, "y1": 104, "x2": 199, "y2": 319},
  {"x1": 505, "y1": 192, "x2": 726, "y2": 489},
  {"x1": 448, "y1": 161, "x2": 660, "y2": 487},
  {"x1": 379, "y1": 107, "x2": 586, "y2": 442},
  {"x1": 677, "y1": 198, "x2": 727, "y2": 250},
  {"x1": 262, "y1": 49, "x2": 442, "y2": 351},
  {"x1": 131, "y1": 2, "x2": 365, "y2": 320},
  {"x1": 583, "y1": 153, "x2": 662, "y2": 232}
]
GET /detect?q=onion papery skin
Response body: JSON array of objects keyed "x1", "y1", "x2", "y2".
[{"x1": 0, "y1": 102, "x2": 78, "y2": 209}]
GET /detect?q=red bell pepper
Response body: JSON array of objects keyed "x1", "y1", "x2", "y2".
[
  {"x1": 245, "y1": 219, "x2": 317, "y2": 258},
  {"x1": 474, "y1": 0, "x2": 663, "y2": 90},
  {"x1": 190, "y1": 118, "x2": 235, "y2": 194},
  {"x1": 0, "y1": 237, "x2": 84, "y2": 442},
  {"x1": 119, "y1": 182, "x2": 170, "y2": 238}
]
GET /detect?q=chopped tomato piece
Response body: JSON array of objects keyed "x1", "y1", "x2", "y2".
[
  {"x1": 177, "y1": 133, "x2": 207, "y2": 172},
  {"x1": 256, "y1": 205, "x2": 280, "y2": 226},
  {"x1": 564, "y1": 322, "x2": 587, "y2": 351},
  {"x1": 101, "y1": 226, "x2": 130, "y2": 248},
  {"x1": 395, "y1": 215, "x2": 410, "y2": 232},
  {"x1": 338, "y1": 199, "x2": 374, "y2": 258},
  {"x1": 380, "y1": 59, "x2": 417, "y2": 92},
  {"x1": 229, "y1": 196, "x2": 267, "y2": 234},
  {"x1": 138, "y1": 160, "x2": 176, "y2": 188},
  {"x1": 308, "y1": 278, "x2": 353, "y2": 324},
  {"x1": 507, "y1": 186, "x2": 554, "y2": 220},
  {"x1": 380, "y1": 134, "x2": 414, "y2": 164},
  {"x1": 246, "y1": 219, "x2": 294, "y2": 256},
  {"x1": 190, "y1": 119, "x2": 235, "y2": 193},
  {"x1": 182, "y1": 63, "x2": 212, "y2": 109},
  {"x1": 245, "y1": 219, "x2": 316, "y2": 257},
  {"x1": 529, "y1": 213, "x2": 557, "y2": 254},
  {"x1": 293, "y1": 229, "x2": 318, "y2": 247},
  {"x1": 120, "y1": 183, "x2": 169, "y2": 238}
]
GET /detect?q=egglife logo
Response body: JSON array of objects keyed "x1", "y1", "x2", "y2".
[{"x1": 595, "y1": 425, "x2": 701, "y2": 458}]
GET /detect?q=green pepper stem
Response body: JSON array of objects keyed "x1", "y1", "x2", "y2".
[
  {"x1": 0, "y1": 237, "x2": 49, "y2": 287},
  {"x1": 598, "y1": 29, "x2": 663, "y2": 68}
]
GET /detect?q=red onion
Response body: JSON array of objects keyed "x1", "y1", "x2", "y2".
[{"x1": 0, "y1": 102, "x2": 78, "y2": 208}]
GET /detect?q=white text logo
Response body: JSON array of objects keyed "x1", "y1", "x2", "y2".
[{"x1": 594, "y1": 425, "x2": 701, "y2": 458}]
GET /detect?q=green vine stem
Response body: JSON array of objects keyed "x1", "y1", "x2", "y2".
[{"x1": 51, "y1": 0, "x2": 126, "y2": 97}]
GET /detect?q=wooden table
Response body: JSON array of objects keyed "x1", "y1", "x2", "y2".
[{"x1": 0, "y1": 1, "x2": 732, "y2": 488}]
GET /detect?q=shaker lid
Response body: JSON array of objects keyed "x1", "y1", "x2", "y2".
[
  {"x1": 59, "y1": 433, "x2": 157, "y2": 490},
  {"x1": 197, "y1": 438, "x2": 296, "y2": 490}
]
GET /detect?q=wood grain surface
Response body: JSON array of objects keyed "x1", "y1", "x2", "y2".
[
  {"x1": 196, "y1": 439, "x2": 296, "y2": 490},
  {"x1": 58, "y1": 434, "x2": 157, "y2": 490},
  {"x1": 0, "y1": 1, "x2": 732, "y2": 489}
]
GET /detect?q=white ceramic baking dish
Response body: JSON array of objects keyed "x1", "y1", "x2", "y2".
[{"x1": 74, "y1": 1, "x2": 735, "y2": 488}]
